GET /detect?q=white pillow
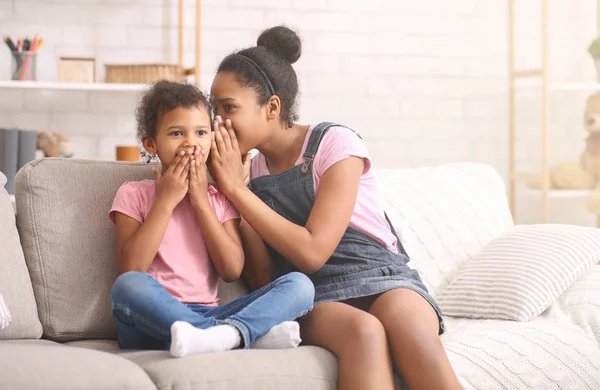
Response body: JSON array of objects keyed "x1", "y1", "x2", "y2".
[
  {"x1": 0, "y1": 294, "x2": 11, "y2": 329},
  {"x1": 437, "y1": 224, "x2": 600, "y2": 321}
]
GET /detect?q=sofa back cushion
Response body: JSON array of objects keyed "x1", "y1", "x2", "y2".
[
  {"x1": 0, "y1": 171, "x2": 42, "y2": 340},
  {"x1": 376, "y1": 163, "x2": 514, "y2": 298},
  {"x1": 15, "y1": 158, "x2": 248, "y2": 341}
]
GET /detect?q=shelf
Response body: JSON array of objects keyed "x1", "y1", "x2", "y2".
[
  {"x1": 513, "y1": 171, "x2": 595, "y2": 198},
  {"x1": 551, "y1": 82, "x2": 600, "y2": 91},
  {"x1": 0, "y1": 80, "x2": 151, "y2": 92},
  {"x1": 514, "y1": 81, "x2": 600, "y2": 92},
  {"x1": 521, "y1": 188, "x2": 593, "y2": 199}
]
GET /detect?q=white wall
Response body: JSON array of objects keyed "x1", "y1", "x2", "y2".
[{"x1": 0, "y1": 0, "x2": 599, "y2": 224}]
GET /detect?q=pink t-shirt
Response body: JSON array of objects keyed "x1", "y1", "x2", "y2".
[
  {"x1": 109, "y1": 181, "x2": 240, "y2": 306},
  {"x1": 251, "y1": 125, "x2": 398, "y2": 252}
]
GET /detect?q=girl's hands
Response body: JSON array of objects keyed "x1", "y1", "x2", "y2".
[
  {"x1": 210, "y1": 116, "x2": 248, "y2": 196},
  {"x1": 153, "y1": 151, "x2": 190, "y2": 210},
  {"x1": 188, "y1": 145, "x2": 209, "y2": 206}
]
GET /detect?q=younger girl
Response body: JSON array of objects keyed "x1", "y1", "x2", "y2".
[
  {"x1": 109, "y1": 80, "x2": 314, "y2": 357},
  {"x1": 209, "y1": 26, "x2": 462, "y2": 389}
]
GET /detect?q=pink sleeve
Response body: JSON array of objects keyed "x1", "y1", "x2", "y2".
[
  {"x1": 219, "y1": 193, "x2": 240, "y2": 223},
  {"x1": 250, "y1": 153, "x2": 269, "y2": 180},
  {"x1": 313, "y1": 126, "x2": 371, "y2": 178},
  {"x1": 109, "y1": 182, "x2": 145, "y2": 224}
]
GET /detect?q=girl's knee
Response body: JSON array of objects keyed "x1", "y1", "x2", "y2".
[
  {"x1": 283, "y1": 272, "x2": 315, "y2": 303},
  {"x1": 111, "y1": 271, "x2": 150, "y2": 304},
  {"x1": 346, "y1": 312, "x2": 387, "y2": 349}
]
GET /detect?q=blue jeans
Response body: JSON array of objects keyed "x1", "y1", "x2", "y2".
[{"x1": 111, "y1": 271, "x2": 315, "y2": 350}]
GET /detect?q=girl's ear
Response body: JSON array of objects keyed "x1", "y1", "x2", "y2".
[
  {"x1": 266, "y1": 95, "x2": 281, "y2": 120},
  {"x1": 141, "y1": 134, "x2": 157, "y2": 155}
]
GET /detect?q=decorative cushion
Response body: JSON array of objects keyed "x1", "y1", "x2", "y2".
[{"x1": 437, "y1": 224, "x2": 600, "y2": 321}]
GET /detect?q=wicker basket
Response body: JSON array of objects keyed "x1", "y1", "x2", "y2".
[{"x1": 104, "y1": 63, "x2": 194, "y2": 84}]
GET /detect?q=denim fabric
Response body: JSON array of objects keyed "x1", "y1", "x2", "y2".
[
  {"x1": 111, "y1": 271, "x2": 314, "y2": 350},
  {"x1": 249, "y1": 122, "x2": 445, "y2": 334}
]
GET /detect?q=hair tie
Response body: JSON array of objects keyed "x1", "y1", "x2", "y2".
[{"x1": 238, "y1": 54, "x2": 275, "y2": 97}]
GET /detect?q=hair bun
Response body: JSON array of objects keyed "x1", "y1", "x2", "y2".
[{"x1": 257, "y1": 25, "x2": 301, "y2": 64}]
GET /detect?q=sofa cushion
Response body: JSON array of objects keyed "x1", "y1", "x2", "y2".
[
  {"x1": 376, "y1": 163, "x2": 515, "y2": 298},
  {"x1": 68, "y1": 340, "x2": 414, "y2": 389},
  {"x1": 66, "y1": 339, "x2": 123, "y2": 353},
  {"x1": 14, "y1": 158, "x2": 249, "y2": 342},
  {"x1": 15, "y1": 159, "x2": 159, "y2": 341},
  {"x1": 437, "y1": 224, "x2": 600, "y2": 321},
  {"x1": 540, "y1": 264, "x2": 600, "y2": 344},
  {"x1": 0, "y1": 171, "x2": 42, "y2": 340},
  {"x1": 0, "y1": 339, "x2": 156, "y2": 390},
  {"x1": 120, "y1": 346, "x2": 336, "y2": 390}
]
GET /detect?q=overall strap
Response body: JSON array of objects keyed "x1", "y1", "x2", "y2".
[
  {"x1": 302, "y1": 122, "x2": 340, "y2": 162},
  {"x1": 301, "y1": 122, "x2": 362, "y2": 172}
]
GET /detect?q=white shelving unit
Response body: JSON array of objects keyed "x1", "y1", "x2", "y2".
[
  {"x1": 508, "y1": 0, "x2": 600, "y2": 225},
  {"x1": 0, "y1": 0, "x2": 202, "y2": 91},
  {"x1": 0, "y1": 80, "x2": 150, "y2": 92},
  {"x1": 521, "y1": 188, "x2": 594, "y2": 199}
]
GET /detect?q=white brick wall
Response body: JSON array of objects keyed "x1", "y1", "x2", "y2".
[{"x1": 1, "y1": 0, "x2": 600, "y2": 224}]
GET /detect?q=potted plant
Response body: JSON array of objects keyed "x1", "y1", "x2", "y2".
[{"x1": 587, "y1": 36, "x2": 600, "y2": 81}]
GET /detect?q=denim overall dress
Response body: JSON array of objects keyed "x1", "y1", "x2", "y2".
[{"x1": 249, "y1": 122, "x2": 444, "y2": 333}]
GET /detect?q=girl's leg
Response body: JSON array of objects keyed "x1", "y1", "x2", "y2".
[
  {"x1": 205, "y1": 271, "x2": 315, "y2": 348},
  {"x1": 111, "y1": 271, "x2": 216, "y2": 350},
  {"x1": 369, "y1": 289, "x2": 462, "y2": 390},
  {"x1": 299, "y1": 301, "x2": 395, "y2": 390}
]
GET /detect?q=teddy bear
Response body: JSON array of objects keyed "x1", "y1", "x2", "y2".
[
  {"x1": 527, "y1": 92, "x2": 600, "y2": 194},
  {"x1": 584, "y1": 100, "x2": 600, "y2": 213},
  {"x1": 37, "y1": 132, "x2": 73, "y2": 158}
]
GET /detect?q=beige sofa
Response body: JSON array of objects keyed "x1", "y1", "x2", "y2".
[{"x1": 2, "y1": 158, "x2": 600, "y2": 390}]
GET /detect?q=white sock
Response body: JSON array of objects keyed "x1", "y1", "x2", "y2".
[
  {"x1": 170, "y1": 321, "x2": 241, "y2": 358},
  {"x1": 251, "y1": 321, "x2": 301, "y2": 349}
]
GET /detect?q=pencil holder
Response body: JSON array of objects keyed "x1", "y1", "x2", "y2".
[{"x1": 11, "y1": 51, "x2": 37, "y2": 81}]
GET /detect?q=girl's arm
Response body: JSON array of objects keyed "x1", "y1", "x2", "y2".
[
  {"x1": 192, "y1": 201, "x2": 244, "y2": 282},
  {"x1": 115, "y1": 200, "x2": 173, "y2": 274},
  {"x1": 239, "y1": 217, "x2": 275, "y2": 291},
  {"x1": 229, "y1": 158, "x2": 364, "y2": 275}
]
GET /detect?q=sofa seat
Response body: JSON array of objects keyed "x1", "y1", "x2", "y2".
[
  {"x1": 66, "y1": 340, "x2": 338, "y2": 390},
  {"x1": 0, "y1": 339, "x2": 155, "y2": 390}
]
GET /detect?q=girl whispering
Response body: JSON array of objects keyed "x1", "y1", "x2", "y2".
[{"x1": 209, "y1": 26, "x2": 461, "y2": 389}]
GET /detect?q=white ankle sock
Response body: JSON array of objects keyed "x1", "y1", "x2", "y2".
[
  {"x1": 251, "y1": 321, "x2": 302, "y2": 349},
  {"x1": 170, "y1": 321, "x2": 241, "y2": 358}
]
